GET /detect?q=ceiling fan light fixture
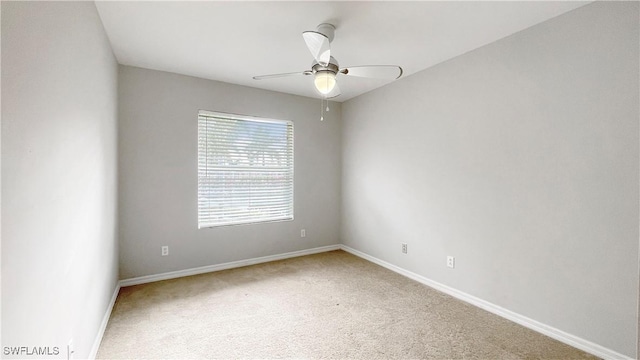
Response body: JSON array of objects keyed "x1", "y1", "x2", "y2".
[
  {"x1": 253, "y1": 25, "x2": 403, "y2": 100},
  {"x1": 314, "y1": 70, "x2": 336, "y2": 95}
]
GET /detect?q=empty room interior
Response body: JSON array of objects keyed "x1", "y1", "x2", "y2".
[{"x1": 2, "y1": 1, "x2": 639, "y2": 359}]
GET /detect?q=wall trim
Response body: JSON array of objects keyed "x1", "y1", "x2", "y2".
[
  {"x1": 119, "y1": 244, "x2": 341, "y2": 287},
  {"x1": 339, "y1": 244, "x2": 633, "y2": 360},
  {"x1": 89, "y1": 282, "x2": 121, "y2": 360}
]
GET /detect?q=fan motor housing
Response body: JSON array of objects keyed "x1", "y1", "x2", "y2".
[{"x1": 312, "y1": 56, "x2": 339, "y2": 75}]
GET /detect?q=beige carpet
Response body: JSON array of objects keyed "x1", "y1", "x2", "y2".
[{"x1": 97, "y1": 250, "x2": 597, "y2": 359}]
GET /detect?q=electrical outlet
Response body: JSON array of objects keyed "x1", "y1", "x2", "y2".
[
  {"x1": 300, "y1": 229, "x2": 306, "y2": 238},
  {"x1": 447, "y1": 256, "x2": 455, "y2": 268},
  {"x1": 401, "y1": 243, "x2": 408, "y2": 254},
  {"x1": 162, "y1": 246, "x2": 169, "y2": 256}
]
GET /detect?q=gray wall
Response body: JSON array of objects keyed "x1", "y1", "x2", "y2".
[
  {"x1": 1, "y1": 2, "x2": 119, "y2": 359},
  {"x1": 118, "y1": 66, "x2": 341, "y2": 279},
  {"x1": 341, "y1": 2, "x2": 639, "y2": 357}
]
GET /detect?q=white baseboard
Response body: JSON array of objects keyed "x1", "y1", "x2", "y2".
[
  {"x1": 89, "y1": 281, "x2": 121, "y2": 360},
  {"x1": 120, "y1": 244, "x2": 341, "y2": 287},
  {"x1": 339, "y1": 244, "x2": 633, "y2": 360}
]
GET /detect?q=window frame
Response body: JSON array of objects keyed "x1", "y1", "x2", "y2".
[{"x1": 197, "y1": 110, "x2": 294, "y2": 229}]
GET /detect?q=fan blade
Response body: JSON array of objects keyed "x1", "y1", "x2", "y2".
[
  {"x1": 302, "y1": 31, "x2": 330, "y2": 66},
  {"x1": 340, "y1": 65, "x2": 403, "y2": 79},
  {"x1": 326, "y1": 82, "x2": 341, "y2": 99},
  {"x1": 253, "y1": 71, "x2": 312, "y2": 80}
]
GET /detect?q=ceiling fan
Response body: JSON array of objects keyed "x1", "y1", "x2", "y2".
[{"x1": 253, "y1": 23, "x2": 403, "y2": 99}]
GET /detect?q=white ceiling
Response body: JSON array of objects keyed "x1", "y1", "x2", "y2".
[{"x1": 95, "y1": 1, "x2": 589, "y2": 102}]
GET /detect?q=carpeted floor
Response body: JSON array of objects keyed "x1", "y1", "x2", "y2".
[{"x1": 97, "y1": 250, "x2": 597, "y2": 359}]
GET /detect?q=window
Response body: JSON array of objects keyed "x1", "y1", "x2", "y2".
[{"x1": 197, "y1": 111, "x2": 294, "y2": 228}]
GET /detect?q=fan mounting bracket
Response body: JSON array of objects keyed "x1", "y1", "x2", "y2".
[{"x1": 316, "y1": 23, "x2": 335, "y2": 43}]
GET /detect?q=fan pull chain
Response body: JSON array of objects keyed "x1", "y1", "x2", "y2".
[{"x1": 320, "y1": 98, "x2": 330, "y2": 121}]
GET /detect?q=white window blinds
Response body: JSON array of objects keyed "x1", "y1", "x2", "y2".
[{"x1": 197, "y1": 111, "x2": 294, "y2": 228}]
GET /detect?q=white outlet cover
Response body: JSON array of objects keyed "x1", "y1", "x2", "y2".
[{"x1": 447, "y1": 256, "x2": 455, "y2": 268}]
